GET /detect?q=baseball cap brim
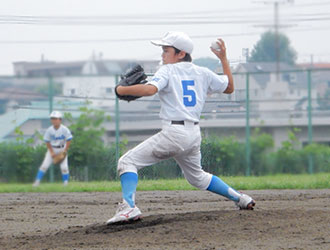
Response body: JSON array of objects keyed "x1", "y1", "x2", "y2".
[{"x1": 150, "y1": 40, "x2": 172, "y2": 47}]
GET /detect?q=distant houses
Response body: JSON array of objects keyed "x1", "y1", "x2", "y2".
[
  {"x1": 234, "y1": 62, "x2": 322, "y2": 116},
  {"x1": 0, "y1": 59, "x2": 329, "y2": 147}
]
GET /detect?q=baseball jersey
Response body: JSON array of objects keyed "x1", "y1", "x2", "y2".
[
  {"x1": 44, "y1": 124, "x2": 73, "y2": 147},
  {"x1": 148, "y1": 62, "x2": 229, "y2": 122}
]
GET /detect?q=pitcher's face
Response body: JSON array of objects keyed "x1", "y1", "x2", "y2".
[{"x1": 161, "y1": 46, "x2": 183, "y2": 64}]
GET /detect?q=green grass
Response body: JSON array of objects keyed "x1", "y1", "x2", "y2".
[{"x1": 0, "y1": 173, "x2": 329, "y2": 193}]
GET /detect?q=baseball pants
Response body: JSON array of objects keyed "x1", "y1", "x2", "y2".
[
  {"x1": 118, "y1": 120, "x2": 212, "y2": 190},
  {"x1": 39, "y1": 148, "x2": 69, "y2": 175}
]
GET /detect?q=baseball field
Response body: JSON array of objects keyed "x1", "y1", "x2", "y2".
[{"x1": 0, "y1": 175, "x2": 329, "y2": 250}]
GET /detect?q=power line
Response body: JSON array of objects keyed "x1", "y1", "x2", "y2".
[
  {"x1": 0, "y1": 24, "x2": 329, "y2": 45},
  {"x1": 0, "y1": 12, "x2": 329, "y2": 26},
  {"x1": 0, "y1": 32, "x2": 262, "y2": 44}
]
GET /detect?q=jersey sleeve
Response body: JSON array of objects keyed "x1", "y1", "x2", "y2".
[
  {"x1": 207, "y1": 69, "x2": 229, "y2": 94},
  {"x1": 64, "y1": 127, "x2": 73, "y2": 141},
  {"x1": 147, "y1": 65, "x2": 169, "y2": 92},
  {"x1": 43, "y1": 128, "x2": 51, "y2": 142}
]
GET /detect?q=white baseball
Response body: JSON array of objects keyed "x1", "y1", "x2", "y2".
[{"x1": 211, "y1": 40, "x2": 221, "y2": 51}]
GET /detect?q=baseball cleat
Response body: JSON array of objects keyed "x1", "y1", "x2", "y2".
[
  {"x1": 107, "y1": 201, "x2": 142, "y2": 225},
  {"x1": 235, "y1": 193, "x2": 256, "y2": 210},
  {"x1": 32, "y1": 180, "x2": 40, "y2": 187}
]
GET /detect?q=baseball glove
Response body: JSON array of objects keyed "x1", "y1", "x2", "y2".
[
  {"x1": 53, "y1": 151, "x2": 67, "y2": 165},
  {"x1": 115, "y1": 64, "x2": 148, "y2": 102}
]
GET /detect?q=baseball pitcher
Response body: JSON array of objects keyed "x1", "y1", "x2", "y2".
[
  {"x1": 33, "y1": 111, "x2": 72, "y2": 187},
  {"x1": 107, "y1": 31, "x2": 255, "y2": 224}
]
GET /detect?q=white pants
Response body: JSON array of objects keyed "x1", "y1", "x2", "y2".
[
  {"x1": 118, "y1": 121, "x2": 212, "y2": 190},
  {"x1": 39, "y1": 148, "x2": 69, "y2": 175}
]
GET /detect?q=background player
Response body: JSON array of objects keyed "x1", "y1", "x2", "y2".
[
  {"x1": 33, "y1": 111, "x2": 72, "y2": 186},
  {"x1": 107, "y1": 31, "x2": 255, "y2": 224}
]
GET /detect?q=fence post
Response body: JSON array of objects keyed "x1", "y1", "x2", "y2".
[
  {"x1": 115, "y1": 75, "x2": 120, "y2": 167},
  {"x1": 307, "y1": 69, "x2": 314, "y2": 174},
  {"x1": 84, "y1": 166, "x2": 88, "y2": 182},
  {"x1": 48, "y1": 76, "x2": 54, "y2": 183},
  {"x1": 245, "y1": 73, "x2": 251, "y2": 176}
]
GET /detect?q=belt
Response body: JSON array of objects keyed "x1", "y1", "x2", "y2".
[
  {"x1": 52, "y1": 145, "x2": 64, "y2": 148},
  {"x1": 171, "y1": 120, "x2": 199, "y2": 125}
]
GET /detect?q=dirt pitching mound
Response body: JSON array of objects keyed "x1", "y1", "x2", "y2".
[{"x1": 0, "y1": 190, "x2": 329, "y2": 249}]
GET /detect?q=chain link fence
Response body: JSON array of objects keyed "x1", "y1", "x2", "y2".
[{"x1": 0, "y1": 67, "x2": 330, "y2": 182}]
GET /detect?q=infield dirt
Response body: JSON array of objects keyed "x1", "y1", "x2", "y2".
[{"x1": 0, "y1": 189, "x2": 329, "y2": 249}]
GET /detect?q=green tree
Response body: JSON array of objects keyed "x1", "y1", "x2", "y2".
[
  {"x1": 64, "y1": 105, "x2": 111, "y2": 169},
  {"x1": 193, "y1": 57, "x2": 220, "y2": 72},
  {"x1": 250, "y1": 31, "x2": 297, "y2": 65}
]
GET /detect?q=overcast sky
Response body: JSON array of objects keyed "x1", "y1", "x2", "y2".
[{"x1": 1, "y1": 0, "x2": 330, "y2": 74}]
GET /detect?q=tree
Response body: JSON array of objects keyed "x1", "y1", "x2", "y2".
[
  {"x1": 193, "y1": 57, "x2": 220, "y2": 72},
  {"x1": 250, "y1": 31, "x2": 297, "y2": 65},
  {"x1": 64, "y1": 105, "x2": 111, "y2": 168}
]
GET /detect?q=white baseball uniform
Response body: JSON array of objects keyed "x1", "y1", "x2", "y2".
[
  {"x1": 39, "y1": 124, "x2": 73, "y2": 174},
  {"x1": 118, "y1": 62, "x2": 228, "y2": 189}
]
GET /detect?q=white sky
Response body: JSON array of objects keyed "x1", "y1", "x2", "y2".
[{"x1": 1, "y1": 0, "x2": 330, "y2": 74}]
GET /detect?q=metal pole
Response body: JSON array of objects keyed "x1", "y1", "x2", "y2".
[
  {"x1": 274, "y1": 1, "x2": 280, "y2": 80},
  {"x1": 115, "y1": 75, "x2": 120, "y2": 166},
  {"x1": 307, "y1": 69, "x2": 314, "y2": 174},
  {"x1": 245, "y1": 73, "x2": 251, "y2": 176},
  {"x1": 48, "y1": 76, "x2": 54, "y2": 182}
]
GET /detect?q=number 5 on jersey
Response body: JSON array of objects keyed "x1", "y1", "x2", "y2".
[{"x1": 182, "y1": 80, "x2": 196, "y2": 107}]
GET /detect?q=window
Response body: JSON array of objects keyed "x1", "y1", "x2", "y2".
[
  {"x1": 254, "y1": 89, "x2": 258, "y2": 97},
  {"x1": 272, "y1": 91, "x2": 284, "y2": 98},
  {"x1": 70, "y1": 89, "x2": 76, "y2": 95},
  {"x1": 289, "y1": 74, "x2": 297, "y2": 83},
  {"x1": 105, "y1": 88, "x2": 112, "y2": 94}
]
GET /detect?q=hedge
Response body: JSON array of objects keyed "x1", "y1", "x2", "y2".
[{"x1": 0, "y1": 132, "x2": 329, "y2": 183}]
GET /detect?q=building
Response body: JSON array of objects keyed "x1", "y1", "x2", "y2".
[
  {"x1": 12, "y1": 57, "x2": 160, "y2": 108},
  {"x1": 13, "y1": 58, "x2": 160, "y2": 77},
  {"x1": 1, "y1": 61, "x2": 330, "y2": 149},
  {"x1": 234, "y1": 62, "x2": 320, "y2": 116}
]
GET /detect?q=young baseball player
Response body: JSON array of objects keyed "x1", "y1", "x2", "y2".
[
  {"x1": 33, "y1": 111, "x2": 72, "y2": 187},
  {"x1": 107, "y1": 31, "x2": 255, "y2": 224}
]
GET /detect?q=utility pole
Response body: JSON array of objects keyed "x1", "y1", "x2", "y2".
[
  {"x1": 48, "y1": 75, "x2": 54, "y2": 183},
  {"x1": 254, "y1": 0, "x2": 294, "y2": 79},
  {"x1": 310, "y1": 54, "x2": 314, "y2": 68},
  {"x1": 242, "y1": 48, "x2": 250, "y2": 63},
  {"x1": 274, "y1": 1, "x2": 280, "y2": 80}
]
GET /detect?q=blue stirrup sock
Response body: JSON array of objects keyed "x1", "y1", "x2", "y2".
[
  {"x1": 62, "y1": 173, "x2": 69, "y2": 182},
  {"x1": 36, "y1": 170, "x2": 45, "y2": 181},
  {"x1": 120, "y1": 172, "x2": 138, "y2": 208},
  {"x1": 207, "y1": 175, "x2": 241, "y2": 202}
]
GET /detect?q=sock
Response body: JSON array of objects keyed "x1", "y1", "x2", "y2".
[
  {"x1": 120, "y1": 172, "x2": 138, "y2": 208},
  {"x1": 36, "y1": 170, "x2": 45, "y2": 181},
  {"x1": 207, "y1": 175, "x2": 241, "y2": 202},
  {"x1": 62, "y1": 173, "x2": 69, "y2": 182}
]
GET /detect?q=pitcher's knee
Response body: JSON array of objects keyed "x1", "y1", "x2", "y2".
[
  {"x1": 185, "y1": 172, "x2": 212, "y2": 190},
  {"x1": 117, "y1": 154, "x2": 138, "y2": 176}
]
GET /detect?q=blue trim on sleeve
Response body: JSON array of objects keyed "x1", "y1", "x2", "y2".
[
  {"x1": 66, "y1": 137, "x2": 73, "y2": 141},
  {"x1": 44, "y1": 140, "x2": 50, "y2": 142}
]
